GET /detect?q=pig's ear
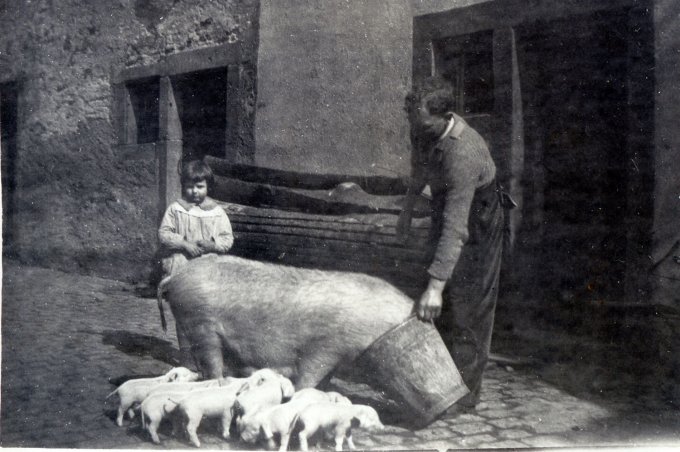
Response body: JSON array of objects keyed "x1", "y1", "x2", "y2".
[
  {"x1": 168, "y1": 371, "x2": 179, "y2": 382},
  {"x1": 280, "y1": 379, "x2": 295, "y2": 399},
  {"x1": 236, "y1": 382, "x2": 250, "y2": 395}
]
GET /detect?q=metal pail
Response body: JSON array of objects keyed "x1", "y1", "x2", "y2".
[{"x1": 352, "y1": 315, "x2": 469, "y2": 427}]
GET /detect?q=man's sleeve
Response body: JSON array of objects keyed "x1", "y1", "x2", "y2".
[{"x1": 427, "y1": 140, "x2": 480, "y2": 281}]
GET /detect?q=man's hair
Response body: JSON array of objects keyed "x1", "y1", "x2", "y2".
[
  {"x1": 181, "y1": 160, "x2": 215, "y2": 189},
  {"x1": 405, "y1": 76, "x2": 456, "y2": 117}
]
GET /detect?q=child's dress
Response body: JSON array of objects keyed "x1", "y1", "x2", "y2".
[{"x1": 158, "y1": 197, "x2": 234, "y2": 276}]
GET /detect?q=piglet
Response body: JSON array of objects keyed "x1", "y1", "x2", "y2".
[
  {"x1": 140, "y1": 391, "x2": 187, "y2": 444},
  {"x1": 176, "y1": 370, "x2": 294, "y2": 447},
  {"x1": 232, "y1": 373, "x2": 296, "y2": 420},
  {"x1": 240, "y1": 388, "x2": 352, "y2": 451},
  {"x1": 141, "y1": 368, "x2": 284, "y2": 444},
  {"x1": 296, "y1": 403, "x2": 384, "y2": 451},
  {"x1": 105, "y1": 366, "x2": 199, "y2": 426}
]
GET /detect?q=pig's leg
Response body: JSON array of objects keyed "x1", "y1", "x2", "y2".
[
  {"x1": 295, "y1": 355, "x2": 335, "y2": 389},
  {"x1": 278, "y1": 430, "x2": 292, "y2": 452},
  {"x1": 316, "y1": 373, "x2": 334, "y2": 390},
  {"x1": 261, "y1": 424, "x2": 276, "y2": 450},
  {"x1": 219, "y1": 409, "x2": 233, "y2": 439},
  {"x1": 346, "y1": 433, "x2": 356, "y2": 450},
  {"x1": 190, "y1": 329, "x2": 224, "y2": 379},
  {"x1": 185, "y1": 412, "x2": 202, "y2": 448},
  {"x1": 147, "y1": 417, "x2": 161, "y2": 444},
  {"x1": 334, "y1": 435, "x2": 345, "y2": 451},
  {"x1": 116, "y1": 396, "x2": 133, "y2": 426},
  {"x1": 116, "y1": 405, "x2": 126, "y2": 427},
  {"x1": 298, "y1": 430, "x2": 309, "y2": 452},
  {"x1": 176, "y1": 321, "x2": 196, "y2": 369}
]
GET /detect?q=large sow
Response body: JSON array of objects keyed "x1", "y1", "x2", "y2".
[
  {"x1": 157, "y1": 255, "x2": 414, "y2": 388},
  {"x1": 159, "y1": 255, "x2": 469, "y2": 425}
]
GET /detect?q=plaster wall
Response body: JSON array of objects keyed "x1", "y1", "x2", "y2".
[
  {"x1": 0, "y1": 0, "x2": 258, "y2": 282},
  {"x1": 652, "y1": 0, "x2": 680, "y2": 308},
  {"x1": 254, "y1": 0, "x2": 412, "y2": 177}
]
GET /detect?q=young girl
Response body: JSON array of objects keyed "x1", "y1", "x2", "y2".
[
  {"x1": 158, "y1": 159, "x2": 234, "y2": 277},
  {"x1": 158, "y1": 160, "x2": 233, "y2": 369}
]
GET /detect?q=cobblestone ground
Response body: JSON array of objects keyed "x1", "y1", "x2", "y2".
[{"x1": 2, "y1": 261, "x2": 679, "y2": 450}]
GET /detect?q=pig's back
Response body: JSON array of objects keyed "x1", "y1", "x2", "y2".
[
  {"x1": 166, "y1": 255, "x2": 414, "y2": 364},
  {"x1": 167, "y1": 255, "x2": 413, "y2": 317}
]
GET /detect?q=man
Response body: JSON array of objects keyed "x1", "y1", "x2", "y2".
[{"x1": 398, "y1": 76, "x2": 505, "y2": 409}]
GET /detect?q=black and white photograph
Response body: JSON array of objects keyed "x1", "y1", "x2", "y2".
[{"x1": 1, "y1": 0, "x2": 679, "y2": 450}]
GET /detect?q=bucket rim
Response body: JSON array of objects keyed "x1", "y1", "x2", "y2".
[{"x1": 352, "y1": 314, "x2": 422, "y2": 365}]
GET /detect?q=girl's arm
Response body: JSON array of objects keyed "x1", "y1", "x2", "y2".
[
  {"x1": 212, "y1": 209, "x2": 234, "y2": 254},
  {"x1": 158, "y1": 205, "x2": 186, "y2": 250}
]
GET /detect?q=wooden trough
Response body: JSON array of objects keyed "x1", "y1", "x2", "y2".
[{"x1": 206, "y1": 156, "x2": 433, "y2": 297}]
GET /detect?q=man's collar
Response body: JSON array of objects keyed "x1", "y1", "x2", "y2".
[
  {"x1": 438, "y1": 115, "x2": 456, "y2": 141},
  {"x1": 438, "y1": 113, "x2": 466, "y2": 141},
  {"x1": 177, "y1": 197, "x2": 218, "y2": 211},
  {"x1": 450, "y1": 119, "x2": 466, "y2": 139}
]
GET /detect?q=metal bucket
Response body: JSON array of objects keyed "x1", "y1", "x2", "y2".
[{"x1": 352, "y1": 315, "x2": 469, "y2": 427}]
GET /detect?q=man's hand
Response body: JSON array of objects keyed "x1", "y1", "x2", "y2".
[
  {"x1": 417, "y1": 278, "x2": 446, "y2": 321},
  {"x1": 183, "y1": 241, "x2": 203, "y2": 258},
  {"x1": 197, "y1": 239, "x2": 217, "y2": 253}
]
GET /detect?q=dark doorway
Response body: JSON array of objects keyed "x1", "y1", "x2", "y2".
[
  {"x1": 173, "y1": 68, "x2": 228, "y2": 163},
  {"x1": 126, "y1": 77, "x2": 160, "y2": 144},
  {"x1": 517, "y1": 9, "x2": 636, "y2": 302},
  {"x1": 1, "y1": 82, "x2": 18, "y2": 257}
]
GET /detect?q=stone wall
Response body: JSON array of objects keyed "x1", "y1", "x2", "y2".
[{"x1": 0, "y1": 0, "x2": 258, "y2": 282}]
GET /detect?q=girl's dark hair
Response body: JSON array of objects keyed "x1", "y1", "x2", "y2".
[
  {"x1": 181, "y1": 160, "x2": 215, "y2": 189},
  {"x1": 405, "y1": 76, "x2": 456, "y2": 117}
]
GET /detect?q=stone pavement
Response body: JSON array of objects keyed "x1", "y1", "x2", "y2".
[{"x1": 1, "y1": 261, "x2": 679, "y2": 450}]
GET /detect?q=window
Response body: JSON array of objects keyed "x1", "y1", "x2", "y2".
[
  {"x1": 433, "y1": 30, "x2": 494, "y2": 115},
  {"x1": 125, "y1": 77, "x2": 160, "y2": 144},
  {"x1": 172, "y1": 67, "x2": 228, "y2": 162},
  {"x1": 114, "y1": 44, "x2": 243, "y2": 162}
]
